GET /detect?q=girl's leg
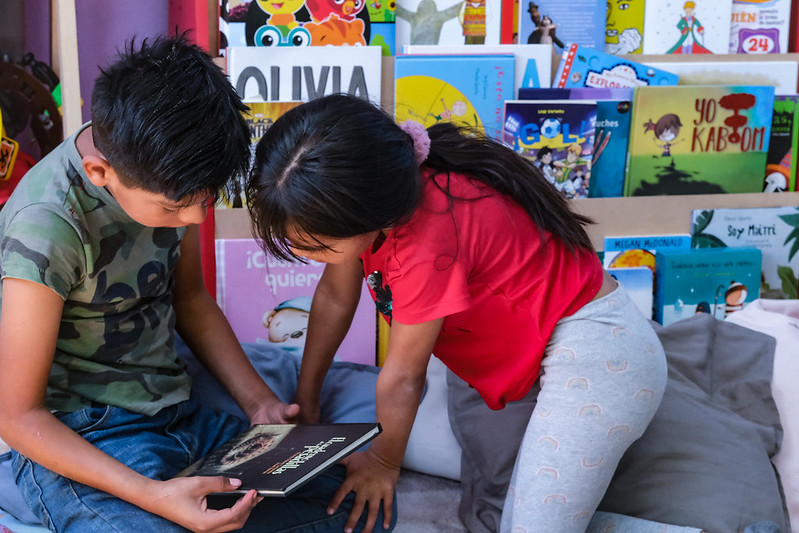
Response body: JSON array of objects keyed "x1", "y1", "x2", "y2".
[{"x1": 500, "y1": 286, "x2": 667, "y2": 533}]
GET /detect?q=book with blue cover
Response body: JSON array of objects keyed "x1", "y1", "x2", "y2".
[
  {"x1": 603, "y1": 233, "x2": 692, "y2": 270},
  {"x1": 608, "y1": 267, "x2": 654, "y2": 319},
  {"x1": 553, "y1": 44, "x2": 680, "y2": 89},
  {"x1": 518, "y1": 0, "x2": 605, "y2": 50},
  {"x1": 395, "y1": 53, "x2": 515, "y2": 140}
]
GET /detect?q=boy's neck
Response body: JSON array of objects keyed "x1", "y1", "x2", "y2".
[{"x1": 75, "y1": 126, "x2": 101, "y2": 159}]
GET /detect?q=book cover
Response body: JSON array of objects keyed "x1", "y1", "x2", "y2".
[
  {"x1": 553, "y1": 44, "x2": 680, "y2": 89},
  {"x1": 603, "y1": 233, "x2": 692, "y2": 269},
  {"x1": 517, "y1": 0, "x2": 606, "y2": 50},
  {"x1": 215, "y1": 238, "x2": 378, "y2": 365},
  {"x1": 764, "y1": 96, "x2": 799, "y2": 193},
  {"x1": 395, "y1": 0, "x2": 501, "y2": 49},
  {"x1": 176, "y1": 423, "x2": 381, "y2": 496},
  {"x1": 654, "y1": 247, "x2": 762, "y2": 326},
  {"x1": 730, "y1": 0, "x2": 792, "y2": 54},
  {"x1": 691, "y1": 206, "x2": 799, "y2": 299},
  {"x1": 623, "y1": 85, "x2": 775, "y2": 196},
  {"x1": 502, "y1": 99, "x2": 597, "y2": 198},
  {"x1": 227, "y1": 45, "x2": 382, "y2": 105},
  {"x1": 518, "y1": 87, "x2": 633, "y2": 198},
  {"x1": 605, "y1": 0, "x2": 645, "y2": 55},
  {"x1": 500, "y1": 0, "x2": 519, "y2": 43},
  {"x1": 608, "y1": 266, "x2": 654, "y2": 319},
  {"x1": 394, "y1": 53, "x2": 515, "y2": 140},
  {"x1": 641, "y1": 0, "x2": 733, "y2": 55},
  {"x1": 400, "y1": 44, "x2": 553, "y2": 94}
]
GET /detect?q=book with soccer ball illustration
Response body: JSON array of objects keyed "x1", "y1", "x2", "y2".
[{"x1": 175, "y1": 423, "x2": 381, "y2": 497}]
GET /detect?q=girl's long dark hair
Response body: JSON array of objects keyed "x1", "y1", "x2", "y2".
[{"x1": 247, "y1": 93, "x2": 593, "y2": 262}]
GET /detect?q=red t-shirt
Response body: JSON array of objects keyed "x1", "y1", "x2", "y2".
[{"x1": 361, "y1": 168, "x2": 603, "y2": 409}]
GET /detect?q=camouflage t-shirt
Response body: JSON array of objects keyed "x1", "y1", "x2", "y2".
[{"x1": 0, "y1": 124, "x2": 191, "y2": 416}]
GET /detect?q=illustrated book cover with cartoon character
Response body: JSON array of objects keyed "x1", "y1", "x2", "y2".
[
  {"x1": 729, "y1": 0, "x2": 793, "y2": 54},
  {"x1": 605, "y1": 0, "x2": 645, "y2": 55},
  {"x1": 394, "y1": 53, "x2": 515, "y2": 140},
  {"x1": 219, "y1": 0, "x2": 396, "y2": 56},
  {"x1": 502, "y1": 99, "x2": 597, "y2": 199},
  {"x1": 517, "y1": 0, "x2": 606, "y2": 50},
  {"x1": 623, "y1": 84, "x2": 775, "y2": 196},
  {"x1": 607, "y1": 267, "x2": 654, "y2": 319},
  {"x1": 654, "y1": 247, "x2": 762, "y2": 326},
  {"x1": 603, "y1": 233, "x2": 692, "y2": 270},
  {"x1": 763, "y1": 96, "x2": 799, "y2": 193},
  {"x1": 226, "y1": 45, "x2": 383, "y2": 105},
  {"x1": 175, "y1": 423, "x2": 381, "y2": 496},
  {"x1": 401, "y1": 43, "x2": 552, "y2": 95},
  {"x1": 395, "y1": 0, "x2": 502, "y2": 50},
  {"x1": 553, "y1": 44, "x2": 680, "y2": 89},
  {"x1": 641, "y1": 0, "x2": 732, "y2": 55},
  {"x1": 691, "y1": 206, "x2": 799, "y2": 300},
  {"x1": 518, "y1": 87, "x2": 634, "y2": 198},
  {"x1": 215, "y1": 238, "x2": 378, "y2": 365}
]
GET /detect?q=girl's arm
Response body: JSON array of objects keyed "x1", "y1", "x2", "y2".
[
  {"x1": 331, "y1": 316, "x2": 444, "y2": 533},
  {"x1": 294, "y1": 258, "x2": 364, "y2": 423},
  {"x1": 0, "y1": 277, "x2": 259, "y2": 532},
  {"x1": 172, "y1": 224, "x2": 299, "y2": 424}
]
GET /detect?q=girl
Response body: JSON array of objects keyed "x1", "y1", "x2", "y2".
[{"x1": 246, "y1": 94, "x2": 667, "y2": 533}]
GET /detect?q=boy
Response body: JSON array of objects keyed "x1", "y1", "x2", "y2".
[{"x1": 0, "y1": 36, "x2": 389, "y2": 533}]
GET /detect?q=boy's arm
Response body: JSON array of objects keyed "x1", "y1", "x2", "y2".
[
  {"x1": 295, "y1": 259, "x2": 364, "y2": 423},
  {"x1": 172, "y1": 225, "x2": 299, "y2": 424},
  {"x1": 0, "y1": 277, "x2": 259, "y2": 532},
  {"x1": 331, "y1": 317, "x2": 442, "y2": 533}
]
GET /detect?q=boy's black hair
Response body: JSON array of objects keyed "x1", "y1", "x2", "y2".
[
  {"x1": 91, "y1": 34, "x2": 250, "y2": 201},
  {"x1": 247, "y1": 93, "x2": 594, "y2": 263}
]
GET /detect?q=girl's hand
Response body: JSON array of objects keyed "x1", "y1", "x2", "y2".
[
  {"x1": 248, "y1": 399, "x2": 301, "y2": 425},
  {"x1": 146, "y1": 476, "x2": 261, "y2": 533},
  {"x1": 328, "y1": 449, "x2": 399, "y2": 533}
]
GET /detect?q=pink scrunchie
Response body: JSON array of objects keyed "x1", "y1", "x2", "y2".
[{"x1": 398, "y1": 119, "x2": 431, "y2": 165}]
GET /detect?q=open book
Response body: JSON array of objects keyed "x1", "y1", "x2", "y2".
[{"x1": 175, "y1": 423, "x2": 381, "y2": 497}]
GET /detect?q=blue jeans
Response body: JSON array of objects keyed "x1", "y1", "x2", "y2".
[{"x1": 12, "y1": 398, "x2": 396, "y2": 532}]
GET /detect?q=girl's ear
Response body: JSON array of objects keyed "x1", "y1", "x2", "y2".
[{"x1": 82, "y1": 155, "x2": 113, "y2": 188}]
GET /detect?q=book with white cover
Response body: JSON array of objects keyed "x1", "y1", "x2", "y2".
[{"x1": 641, "y1": 0, "x2": 733, "y2": 55}]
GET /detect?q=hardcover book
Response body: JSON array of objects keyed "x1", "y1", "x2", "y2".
[
  {"x1": 764, "y1": 96, "x2": 799, "y2": 193},
  {"x1": 517, "y1": 0, "x2": 606, "y2": 50},
  {"x1": 641, "y1": 0, "x2": 733, "y2": 55},
  {"x1": 226, "y1": 45, "x2": 382, "y2": 105},
  {"x1": 603, "y1": 233, "x2": 692, "y2": 269},
  {"x1": 691, "y1": 206, "x2": 799, "y2": 299},
  {"x1": 401, "y1": 44, "x2": 552, "y2": 94},
  {"x1": 730, "y1": 0, "x2": 793, "y2": 54},
  {"x1": 553, "y1": 44, "x2": 680, "y2": 89},
  {"x1": 215, "y1": 238, "x2": 378, "y2": 365},
  {"x1": 395, "y1": 0, "x2": 501, "y2": 49},
  {"x1": 502, "y1": 99, "x2": 597, "y2": 198},
  {"x1": 176, "y1": 423, "x2": 381, "y2": 496},
  {"x1": 607, "y1": 266, "x2": 654, "y2": 319},
  {"x1": 394, "y1": 53, "x2": 515, "y2": 140},
  {"x1": 654, "y1": 247, "x2": 762, "y2": 326},
  {"x1": 605, "y1": 0, "x2": 645, "y2": 55},
  {"x1": 623, "y1": 84, "x2": 775, "y2": 196}
]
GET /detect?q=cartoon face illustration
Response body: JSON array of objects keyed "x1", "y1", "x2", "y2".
[
  {"x1": 256, "y1": 0, "x2": 307, "y2": 17},
  {"x1": 254, "y1": 24, "x2": 312, "y2": 46},
  {"x1": 262, "y1": 296, "x2": 312, "y2": 347},
  {"x1": 605, "y1": 0, "x2": 644, "y2": 54},
  {"x1": 306, "y1": 0, "x2": 366, "y2": 21}
]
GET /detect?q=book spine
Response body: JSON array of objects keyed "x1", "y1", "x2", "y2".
[{"x1": 553, "y1": 44, "x2": 577, "y2": 88}]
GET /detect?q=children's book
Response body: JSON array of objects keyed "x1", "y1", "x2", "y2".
[
  {"x1": 401, "y1": 44, "x2": 552, "y2": 95},
  {"x1": 395, "y1": 53, "x2": 515, "y2": 140},
  {"x1": 502, "y1": 99, "x2": 597, "y2": 198},
  {"x1": 395, "y1": 0, "x2": 501, "y2": 50},
  {"x1": 623, "y1": 85, "x2": 775, "y2": 196},
  {"x1": 730, "y1": 0, "x2": 793, "y2": 54},
  {"x1": 607, "y1": 266, "x2": 654, "y2": 319},
  {"x1": 553, "y1": 44, "x2": 680, "y2": 89},
  {"x1": 641, "y1": 0, "x2": 733, "y2": 55},
  {"x1": 603, "y1": 233, "x2": 692, "y2": 269},
  {"x1": 517, "y1": 0, "x2": 606, "y2": 50},
  {"x1": 500, "y1": 0, "x2": 519, "y2": 44},
  {"x1": 215, "y1": 238, "x2": 378, "y2": 365},
  {"x1": 175, "y1": 423, "x2": 381, "y2": 496},
  {"x1": 226, "y1": 45, "x2": 382, "y2": 104},
  {"x1": 605, "y1": 0, "x2": 645, "y2": 55},
  {"x1": 691, "y1": 206, "x2": 799, "y2": 299},
  {"x1": 654, "y1": 247, "x2": 762, "y2": 326},
  {"x1": 518, "y1": 87, "x2": 633, "y2": 198},
  {"x1": 764, "y1": 96, "x2": 799, "y2": 193}
]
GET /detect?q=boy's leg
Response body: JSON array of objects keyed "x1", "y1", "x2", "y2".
[{"x1": 500, "y1": 287, "x2": 667, "y2": 533}]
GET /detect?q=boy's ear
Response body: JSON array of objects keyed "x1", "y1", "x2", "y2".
[{"x1": 82, "y1": 155, "x2": 113, "y2": 187}]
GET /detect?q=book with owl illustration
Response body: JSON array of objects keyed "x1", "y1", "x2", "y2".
[
  {"x1": 641, "y1": 0, "x2": 733, "y2": 55},
  {"x1": 502, "y1": 99, "x2": 598, "y2": 198},
  {"x1": 623, "y1": 84, "x2": 775, "y2": 196},
  {"x1": 394, "y1": 53, "x2": 515, "y2": 140}
]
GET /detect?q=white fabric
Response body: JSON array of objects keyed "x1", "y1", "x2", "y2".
[{"x1": 726, "y1": 299, "x2": 799, "y2": 533}]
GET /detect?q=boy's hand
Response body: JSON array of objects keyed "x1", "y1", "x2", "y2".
[
  {"x1": 328, "y1": 449, "x2": 398, "y2": 533},
  {"x1": 249, "y1": 399, "x2": 301, "y2": 425},
  {"x1": 295, "y1": 399, "x2": 321, "y2": 424},
  {"x1": 147, "y1": 476, "x2": 261, "y2": 533}
]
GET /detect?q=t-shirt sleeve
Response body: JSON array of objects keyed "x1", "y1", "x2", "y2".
[
  {"x1": 0, "y1": 205, "x2": 85, "y2": 299},
  {"x1": 387, "y1": 258, "x2": 472, "y2": 325}
]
